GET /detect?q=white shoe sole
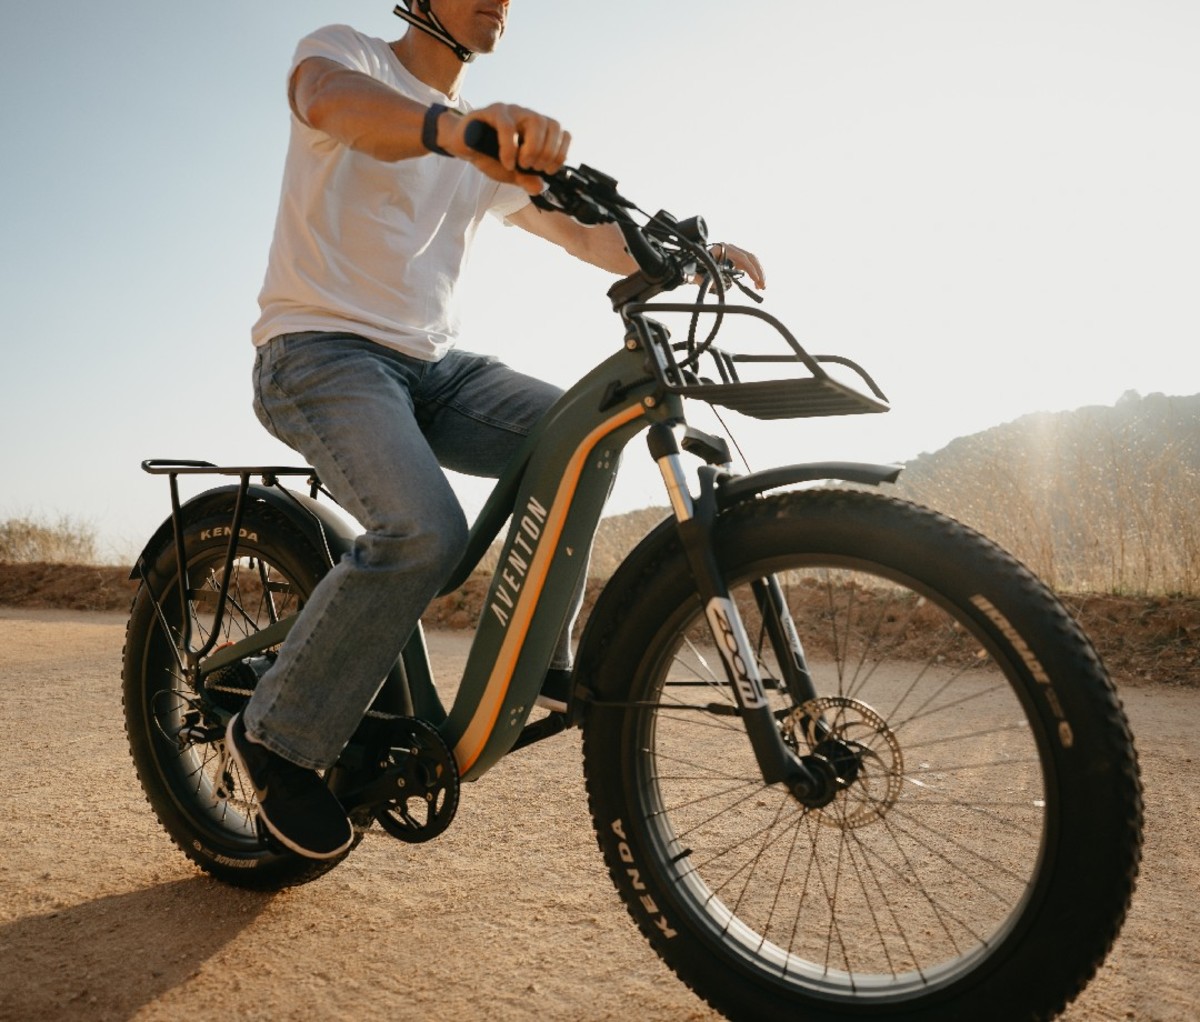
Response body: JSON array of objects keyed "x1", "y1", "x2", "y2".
[{"x1": 224, "y1": 715, "x2": 354, "y2": 861}]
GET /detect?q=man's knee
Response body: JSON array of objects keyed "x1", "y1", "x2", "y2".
[{"x1": 354, "y1": 504, "x2": 468, "y2": 579}]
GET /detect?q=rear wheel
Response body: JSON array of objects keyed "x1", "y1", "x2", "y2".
[
  {"x1": 581, "y1": 490, "x2": 1142, "y2": 1021},
  {"x1": 122, "y1": 507, "x2": 346, "y2": 889}
]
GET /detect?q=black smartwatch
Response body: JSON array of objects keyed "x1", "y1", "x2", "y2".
[{"x1": 422, "y1": 102, "x2": 455, "y2": 157}]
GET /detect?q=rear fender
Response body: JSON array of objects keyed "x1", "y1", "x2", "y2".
[{"x1": 129, "y1": 483, "x2": 356, "y2": 580}]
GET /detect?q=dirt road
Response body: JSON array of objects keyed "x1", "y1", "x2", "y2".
[{"x1": 1, "y1": 608, "x2": 1197, "y2": 1021}]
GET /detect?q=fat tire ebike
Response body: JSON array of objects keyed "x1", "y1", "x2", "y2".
[{"x1": 122, "y1": 127, "x2": 1142, "y2": 1021}]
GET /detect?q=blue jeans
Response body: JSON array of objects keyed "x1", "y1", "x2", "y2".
[{"x1": 245, "y1": 332, "x2": 567, "y2": 769}]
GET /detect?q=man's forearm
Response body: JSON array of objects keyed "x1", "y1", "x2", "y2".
[
  {"x1": 291, "y1": 59, "x2": 564, "y2": 195},
  {"x1": 556, "y1": 219, "x2": 639, "y2": 275}
]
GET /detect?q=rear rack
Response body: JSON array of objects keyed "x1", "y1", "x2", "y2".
[
  {"x1": 138, "y1": 460, "x2": 323, "y2": 671},
  {"x1": 141, "y1": 459, "x2": 318, "y2": 486},
  {"x1": 627, "y1": 304, "x2": 890, "y2": 420}
]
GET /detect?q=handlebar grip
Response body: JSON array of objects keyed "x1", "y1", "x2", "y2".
[{"x1": 462, "y1": 119, "x2": 501, "y2": 160}]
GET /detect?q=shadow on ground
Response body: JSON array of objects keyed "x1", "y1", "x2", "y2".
[{"x1": 0, "y1": 877, "x2": 271, "y2": 1020}]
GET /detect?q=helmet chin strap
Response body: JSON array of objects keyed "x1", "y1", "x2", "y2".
[{"x1": 393, "y1": 2, "x2": 477, "y2": 63}]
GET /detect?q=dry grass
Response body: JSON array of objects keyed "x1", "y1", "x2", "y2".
[
  {"x1": 0, "y1": 515, "x2": 97, "y2": 565},
  {"x1": 883, "y1": 395, "x2": 1200, "y2": 597},
  {"x1": 3, "y1": 394, "x2": 1196, "y2": 685}
]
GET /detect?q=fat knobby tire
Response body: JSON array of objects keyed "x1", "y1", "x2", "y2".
[
  {"x1": 579, "y1": 489, "x2": 1143, "y2": 1022},
  {"x1": 122, "y1": 506, "x2": 343, "y2": 890}
]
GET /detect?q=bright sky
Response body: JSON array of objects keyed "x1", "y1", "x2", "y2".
[{"x1": 2, "y1": 1, "x2": 1197, "y2": 562}]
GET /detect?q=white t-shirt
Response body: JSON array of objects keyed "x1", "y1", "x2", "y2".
[{"x1": 251, "y1": 24, "x2": 531, "y2": 359}]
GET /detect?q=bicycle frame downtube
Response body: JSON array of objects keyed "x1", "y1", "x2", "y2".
[{"x1": 444, "y1": 346, "x2": 675, "y2": 781}]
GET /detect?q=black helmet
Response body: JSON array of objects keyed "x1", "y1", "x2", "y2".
[{"x1": 393, "y1": 2, "x2": 476, "y2": 63}]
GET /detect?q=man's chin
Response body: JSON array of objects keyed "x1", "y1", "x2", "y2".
[
  {"x1": 473, "y1": 32, "x2": 502, "y2": 55},
  {"x1": 469, "y1": 18, "x2": 505, "y2": 54}
]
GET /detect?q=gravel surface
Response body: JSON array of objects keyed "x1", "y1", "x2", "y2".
[{"x1": 1, "y1": 608, "x2": 1197, "y2": 1021}]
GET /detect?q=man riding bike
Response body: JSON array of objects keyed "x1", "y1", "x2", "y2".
[{"x1": 228, "y1": 0, "x2": 765, "y2": 860}]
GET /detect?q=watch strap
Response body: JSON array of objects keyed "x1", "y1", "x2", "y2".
[{"x1": 422, "y1": 102, "x2": 454, "y2": 157}]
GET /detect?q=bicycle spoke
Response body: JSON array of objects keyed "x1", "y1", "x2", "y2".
[{"x1": 630, "y1": 563, "x2": 1047, "y2": 986}]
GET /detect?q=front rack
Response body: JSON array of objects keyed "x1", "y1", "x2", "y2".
[{"x1": 627, "y1": 303, "x2": 890, "y2": 420}]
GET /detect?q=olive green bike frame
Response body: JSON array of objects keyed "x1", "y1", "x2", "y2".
[
  {"x1": 174, "y1": 343, "x2": 680, "y2": 782},
  {"x1": 423, "y1": 344, "x2": 678, "y2": 779}
]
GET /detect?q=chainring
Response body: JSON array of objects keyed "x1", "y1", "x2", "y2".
[{"x1": 374, "y1": 717, "x2": 460, "y2": 843}]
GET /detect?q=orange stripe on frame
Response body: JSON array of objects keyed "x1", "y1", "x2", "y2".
[{"x1": 453, "y1": 403, "x2": 646, "y2": 774}]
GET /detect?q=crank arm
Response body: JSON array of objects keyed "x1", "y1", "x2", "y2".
[{"x1": 339, "y1": 765, "x2": 414, "y2": 815}]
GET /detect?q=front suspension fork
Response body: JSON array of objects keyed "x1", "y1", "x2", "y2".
[{"x1": 649, "y1": 423, "x2": 825, "y2": 797}]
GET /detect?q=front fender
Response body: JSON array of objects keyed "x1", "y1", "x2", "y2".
[
  {"x1": 129, "y1": 482, "x2": 357, "y2": 580},
  {"x1": 574, "y1": 460, "x2": 901, "y2": 709},
  {"x1": 717, "y1": 461, "x2": 901, "y2": 508}
]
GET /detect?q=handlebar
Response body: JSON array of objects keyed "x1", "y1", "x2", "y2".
[{"x1": 462, "y1": 120, "x2": 703, "y2": 289}]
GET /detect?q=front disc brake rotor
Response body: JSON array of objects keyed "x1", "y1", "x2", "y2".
[{"x1": 783, "y1": 696, "x2": 904, "y2": 829}]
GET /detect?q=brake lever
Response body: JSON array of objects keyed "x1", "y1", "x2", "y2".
[
  {"x1": 698, "y1": 261, "x2": 764, "y2": 304},
  {"x1": 531, "y1": 177, "x2": 617, "y2": 226},
  {"x1": 729, "y1": 271, "x2": 764, "y2": 304}
]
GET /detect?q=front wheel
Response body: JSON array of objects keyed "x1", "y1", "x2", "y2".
[{"x1": 580, "y1": 490, "x2": 1142, "y2": 1021}]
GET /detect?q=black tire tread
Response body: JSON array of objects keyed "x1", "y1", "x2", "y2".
[
  {"x1": 121, "y1": 503, "x2": 344, "y2": 890},
  {"x1": 579, "y1": 489, "x2": 1142, "y2": 1022}
]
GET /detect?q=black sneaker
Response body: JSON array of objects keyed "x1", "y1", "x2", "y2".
[
  {"x1": 536, "y1": 668, "x2": 572, "y2": 713},
  {"x1": 225, "y1": 713, "x2": 354, "y2": 861}
]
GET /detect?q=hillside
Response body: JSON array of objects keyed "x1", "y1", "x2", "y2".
[{"x1": 883, "y1": 390, "x2": 1200, "y2": 594}]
